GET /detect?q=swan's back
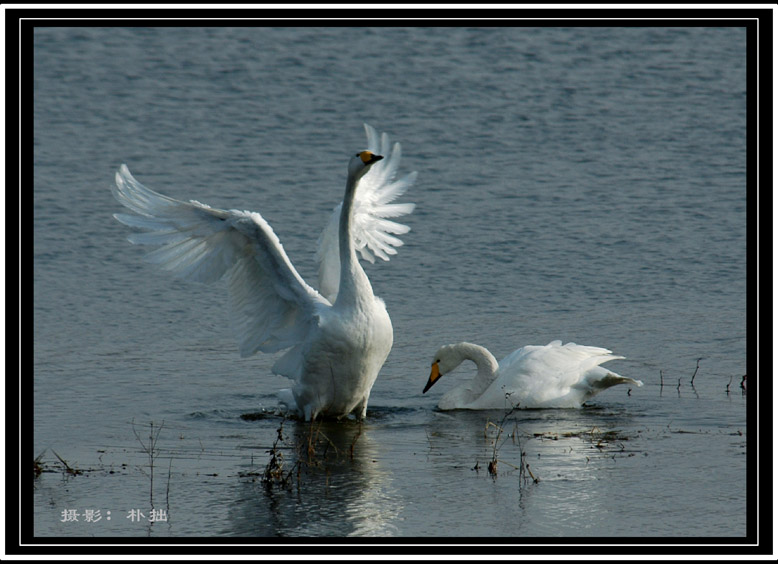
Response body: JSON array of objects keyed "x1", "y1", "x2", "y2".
[{"x1": 490, "y1": 340, "x2": 637, "y2": 408}]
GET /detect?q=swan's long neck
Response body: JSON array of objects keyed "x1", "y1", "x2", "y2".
[
  {"x1": 334, "y1": 170, "x2": 373, "y2": 309},
  {"x1": 456, "y1": 343, "x2": 500, "y2": 398}
]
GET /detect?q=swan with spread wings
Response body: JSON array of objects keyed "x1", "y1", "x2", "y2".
[{"x1": 112, "y1": 124, "x2": 417, "y2": 421}]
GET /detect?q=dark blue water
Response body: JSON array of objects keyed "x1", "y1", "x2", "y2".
[{"x1": 33, "y1": 26, "x2": 747, "y2": 538}]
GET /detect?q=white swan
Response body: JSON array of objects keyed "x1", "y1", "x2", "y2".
[
  {"x1": 423, "y1": 340, "x2": 642, "y2": 410},
  {"x1": 111, "y1": 124, "x2": 416, "y2": 421}
]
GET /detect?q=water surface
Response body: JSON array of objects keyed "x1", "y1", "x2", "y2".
[{"x1": 33, "y1": 26, "x2": 748, "y2": 541}]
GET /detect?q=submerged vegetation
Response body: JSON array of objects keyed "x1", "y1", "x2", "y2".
[
  {"x1": 480, "y1": 404, "x2": 539, "y2": 487},
  {"x1": 33, "y1": 449, "x2": 86, "y2": 477},
  {"x1": 238, "y1": 416, "x2": 367, "y2": 494},
  {"x1": 659, "y1": 358, "x2": 746, "y2": 399},
  {"x1": 131, "y1": 419, "x2": 167, "y2": 508}
]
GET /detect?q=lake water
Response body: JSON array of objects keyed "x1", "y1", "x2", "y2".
[{"x1": 32, "y1": 26, "x2": 749, "y2": 545}]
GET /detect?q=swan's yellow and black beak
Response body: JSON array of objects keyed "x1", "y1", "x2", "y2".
[
  {"x1": 358, "y1": 150, "x2": 384, "y2": 165},
  {"x1": 423, "y1": 361, "x2": 441, "y2": 394}
]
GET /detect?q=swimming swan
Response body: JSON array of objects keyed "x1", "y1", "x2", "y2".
[
  {"x1": 423, "y1": 340, "x2": 642, "y2": 410},
  {"x1": 112, "y1": 124, "x2": 416, "y2": 421}
]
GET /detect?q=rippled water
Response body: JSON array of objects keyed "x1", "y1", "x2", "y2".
[{"x1": 33, "y1": 26, "x2": 748, "y2": 541}]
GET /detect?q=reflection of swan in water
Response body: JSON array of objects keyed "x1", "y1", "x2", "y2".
[
  {"x1": 328, "y1": 423, "x2": 403, "y2": 537},
  {"x1": 111, "y1": 125, "x2": 416, "y2": 421},
  {"x1": 424, "y1": 341, "x2": 642, "y2": 410},
  {"x1": 232, "y1": 420, "x2": 402, "y2": 536}
]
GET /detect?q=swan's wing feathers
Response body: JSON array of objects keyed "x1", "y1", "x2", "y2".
[
  {"x1": 372, "y1": 201, "x2": 417, "y2": 219},
  {"x1": 364, "y1": 123, "x2": 382, "y2": 154},
  {"x1": 225, "y1": 236, "x2": 316, "y2": 357},
  {"x1": 499, "y1": 341, "x2": 627, "y2": 397},
  {"x1": 112, "y1": 164, "x2": 326, "y2": 359},
  {"x1": 360, "y1": 140, "x2": 416, "y2": 208},
  {"x1": 315, "y1": 125, "x2": 416, "y2": 300},
  {"x1": 113, "y1": 167, "x2": 240, "y2": 284}
]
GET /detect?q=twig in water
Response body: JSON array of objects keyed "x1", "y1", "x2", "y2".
[
  {"x1": 263, "y1": 418, "x2": 289, "y2": 490},
  {"x1": 487, "y1": 459, "x2": 498, "y2": 476},
  {"x1": 307, "y1": 420, "x2": 339, "y2": 464},
  {"x1": 166, "y1": 458, "x2": 172, "y2": 513},
  {"x1": 132, "y1": 419, "x2": 165, "y2": 508},
  {"x1": 525, "y1": 463, "x2": 539, "y2": 484},
  {"x1": 34, "y1": 449, "x2": 47, "y2": 477},
  {"x1": 349, "y1": 421, "x2": 363, "y2": 460},
  {"x1": 690, "y1": 358, "x2": 701, "y2": 387},
  {"x1": 726, "y1": 376, "x2": 733, "y2": 395},
  {"x1": 659, "y1": 369, "x2": 664, "y2": 397},
  {"x1": 50, "y1": 449, "x2": 82, "y2": 476},
  {"x1": 485, "y1": 403, "x2": 539, "y2": 486},
  {"x1": 484, "y1": 403, "x2": 521, "y2": 477}
]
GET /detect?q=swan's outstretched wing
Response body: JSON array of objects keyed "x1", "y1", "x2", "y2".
[
  {"x1": 316, "y1": 123, "x2": 417, "y2": 302},
  {"x1": 112, "y1": 164, "x2": 328, "y2": 360}
]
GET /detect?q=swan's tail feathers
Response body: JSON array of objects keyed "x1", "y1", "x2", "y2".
[{"x1": 590, "y1": 371, "x2": 643, "y2": 391}]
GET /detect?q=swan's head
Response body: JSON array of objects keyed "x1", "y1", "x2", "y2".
[
  {"x1": 423, "y1": 344, "x2": 463, "y2": 394},
  {"x1": 348, "y1": 150, "x2": 383, "y2": 178}
]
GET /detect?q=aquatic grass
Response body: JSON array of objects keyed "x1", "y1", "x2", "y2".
[
  {"x1": 131, "y1": 419, "x2": 170, "y2": 512},
  {"x1": 482, "y1": 400, "x2": 539, "y2": 486},
  {"x1": 257, "y1": 418, "x2": 299, "y2": 491},
  {"x1": 34, "y1": 447, "x2": 130, "y2": 479},
  {"x1": 50, "y1": 449, "x2": 83, "y2": 477},
  {"x1": 34, "y1": 449, "x2": 46, "y2": 477},
  {"x1": 659, "y1": 357, "x2": 746, "y2": 399},
  {"x1": 250, "y1": 416, "x2": 366, "y2": 494}
]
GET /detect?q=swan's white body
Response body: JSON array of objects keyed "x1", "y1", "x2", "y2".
[
  {"x1": 424, "y1": 341, "x2": 642, "y2": 410},
  {"x1": 112, "y1": 124, "x2": 416, "y2": 421}
]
